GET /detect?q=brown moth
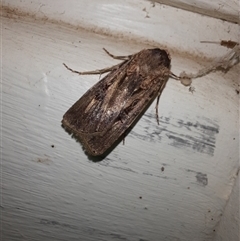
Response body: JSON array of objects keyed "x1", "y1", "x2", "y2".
[{"x1": 62, "y1": 48, "x2": 175, "y2": 156}]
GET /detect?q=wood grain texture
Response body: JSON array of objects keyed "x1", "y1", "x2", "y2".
[{"x1": 150, "y1": 0, "x2": 239, "y2": 23}]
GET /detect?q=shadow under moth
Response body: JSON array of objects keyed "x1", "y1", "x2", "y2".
[{"x1": 62, "y1": 48, "x2": 176, "y2": 156}]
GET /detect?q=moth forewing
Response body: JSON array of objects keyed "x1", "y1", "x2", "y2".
[{"x1": 62, "y1": 48, "x2": 172, "y2": 156}]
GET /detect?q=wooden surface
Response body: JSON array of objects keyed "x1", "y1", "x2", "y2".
[
  {"x1": 2, "y1": 1, "x2": 239, "y2": 240},
  {"x1": 151, "y1": 0, "x2": 239, "y2": 23},
  {"x1": 213, "y1": 174, "x2": 239, "y2": 241}
]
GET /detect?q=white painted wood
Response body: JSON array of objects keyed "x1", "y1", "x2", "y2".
[
  {"x1": 212, "y1": 174, "x2": 239, "y2": 241},
  {"x1": 152, "y1": 0, "x2": 239, "y2": 23},
  {"x1": 2, "y1": 0, "x2": 239, "y2": 58},
  {"x1": 2, "y1": 1, "x2": 239, "y2": 241}
]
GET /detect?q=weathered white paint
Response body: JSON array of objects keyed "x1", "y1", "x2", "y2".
[
  {"x1": 152, "y1": 0, "x2": 239, "y2": 23},
  {"x1": 212, "y1": 174, "x2": 239, "y2": 241},
  {"x1": 2, "y1": 0, "x2": 239, "y2": 58},
  {"x1": 2, "y1": 1, "x2": 239, "y2": 241}
]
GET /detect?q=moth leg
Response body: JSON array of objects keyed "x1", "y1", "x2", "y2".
[
  {"x1": 103, "y1": 48, "x2": 131, "y2": 60},
  {"x1": 155, "y1": 80, "x2": 168, "y2": 125},
  {"x1": 155, "y1": 94, "x2": 160, "y2": 125},
  {"x1": 170, "y1": 72, "x2": 180, "y2": 80},
  {"x1": 63, "y1": 62, "x2": 122, "y2": 75}
]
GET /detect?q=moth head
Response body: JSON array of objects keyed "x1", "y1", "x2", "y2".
[{"x1": 151, "y1": 48, "x2": 171, "y2": 69}]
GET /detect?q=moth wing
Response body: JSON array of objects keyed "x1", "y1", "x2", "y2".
[
  {"x1": 62, "y1": 48, "x2": 171, "y2": 155},
  {"x1": 62, "y1": 60, "x2": 130, "y2": 133},
  {"x1": 84, "y1": 74, "x2": 167, "y2": 156}
]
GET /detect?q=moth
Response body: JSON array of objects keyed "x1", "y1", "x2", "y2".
[{"x1": 62, "y1": 48, "x2": 176, "y2": 156}]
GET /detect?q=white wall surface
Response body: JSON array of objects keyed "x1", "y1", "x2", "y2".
[
  {"x1": 2, "y1": 1, "x2": 239, "y2": 241},
  {"x1": 213, "y1": 174, "x2": 239, "y2": 241},
  {"x1": 153, "y1": 0, "x2": 239, "y2": 23}
]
